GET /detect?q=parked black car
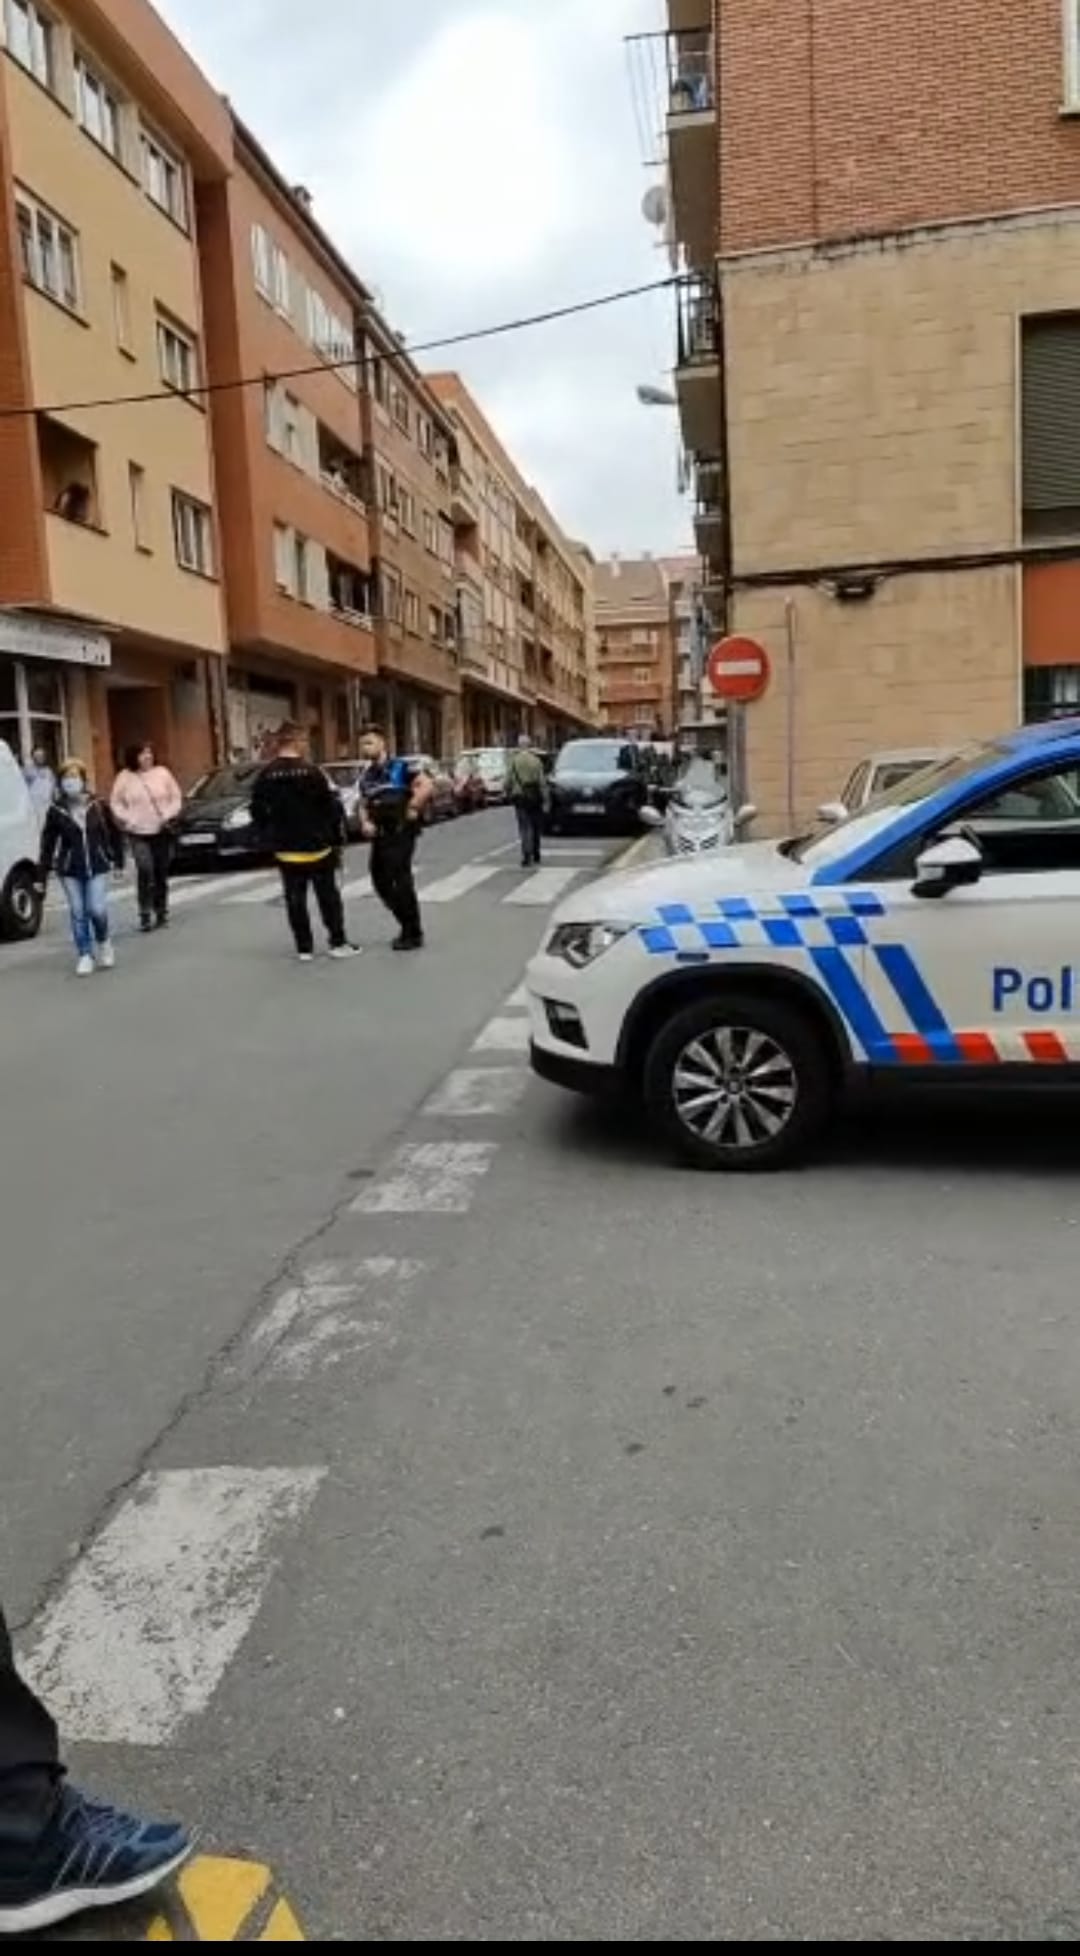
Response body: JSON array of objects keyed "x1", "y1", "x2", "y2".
[
  {"x1": 546, "y1": 739, "x2": 648, "y2": 835},
  {"x1": 172, "y1": 763, "x2": 266, "y2": 868}
]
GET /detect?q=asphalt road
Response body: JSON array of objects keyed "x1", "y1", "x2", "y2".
[{"x1": 5, "y1": 814, "x2": 1080, "y2": 1941}]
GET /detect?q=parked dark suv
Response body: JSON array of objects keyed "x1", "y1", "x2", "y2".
[{"x1": 547, "y1": 739, "x2": 648, "y2": 835}]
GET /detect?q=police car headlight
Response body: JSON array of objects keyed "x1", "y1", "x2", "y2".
[{"x1": 548, "y1": 922, "x2": 631, "y2": 969}]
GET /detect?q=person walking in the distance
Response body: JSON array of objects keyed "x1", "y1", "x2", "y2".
[
  {"x1": 0, "y1": 1604, "x2": 191, "y2": 1933},
  {"x1": 358, "y1": 726, "x2": 432, "y2": 951},
  {"x1": 110, "y1": 743, "x2": 182, "y2": 933},
  {"x1": 39, "y1": 760, "x2": 124, "y2": 977},
  {"x1": 250, "y1": 722, "x2": 360, "y2": 963},
  {"x1": 506, "y1": 732, "x2": 547, "y2": 868},
  {"x1": 21, "y1": 746, "x2": 56, "y2": 829}
]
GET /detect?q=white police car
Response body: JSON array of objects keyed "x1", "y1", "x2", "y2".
[{"x1": 527, "y1": 719, "x2": 1080, "y2": 1169}]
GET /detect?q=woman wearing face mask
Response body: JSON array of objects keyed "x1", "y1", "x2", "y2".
[
  {"x1": 38, "y1": 761, "x2": 125, "y2": 977},
  {"x1": 110, "y1": 743, "x2": 182, "y2": 933}
]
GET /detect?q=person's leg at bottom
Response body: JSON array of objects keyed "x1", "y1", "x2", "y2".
[
  {"x1": 389, "y1": 827, "x2": 422, "y2": 947},
  {"x1": 85, "y1": 873, "x2": 112, "y2": 956},
  {"x1": 526, "y1": 801, "x2": 543, "y2": 866},
  {"x1": 0, "y1": 1606, "x2": 191, "y2": 1935},
  {"x1": 311, "y1": 856, "x2": 354, "y2": 954},
  {"x1": 60, "y1": 878, "x2": 93, "y2": 967},
  {"x1": 150, "y1": 834, "x2": 171, "y2": 926},
  {"x1": 514, "y1": 802, "x2": 531, "y2": 866},
  {"x1": 279, "y1": 862, "x2": 315, "y2": 957},
  {"x1": 369, "y1": 838, "x2": 398, "y2": 929},
  {"x1": 131, "y1": 837, "x2": 154, "y2": 930}
]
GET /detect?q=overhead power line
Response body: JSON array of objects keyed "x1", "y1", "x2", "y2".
[{"x1": 0, "y1": 275, "x2": 679, "y2": 422}]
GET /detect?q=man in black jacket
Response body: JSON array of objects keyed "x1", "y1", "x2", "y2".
[{"x1": 250, "y1": 724, "x2": 359, "y2": 962}]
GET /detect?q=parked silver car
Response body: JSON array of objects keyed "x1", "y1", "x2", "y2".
[{"x1": 818, "y1": 748, "x2": 952, "y2": 824}]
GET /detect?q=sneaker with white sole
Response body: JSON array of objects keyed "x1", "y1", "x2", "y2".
[
  {"x1": 75, "y1": 955, "x2": 94, "y2": 977},
  {"x1": 329, "y1": 943, "x2": 362, "y2": 961},
  {"x1": 297, "y1": 951, "x2": 315, "y2": 963},
  {"x1": 97, "y1": 941, "x2": 115, "y2": 970},
  {"x1": 0, "y1": 1785, "x2": 193, "y2": 1935}
]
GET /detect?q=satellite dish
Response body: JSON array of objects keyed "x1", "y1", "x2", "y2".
[{"x1": 641, "y1": 184, "x2": 668, "y2": 227}]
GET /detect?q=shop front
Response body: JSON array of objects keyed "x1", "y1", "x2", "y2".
[{"x1": 0, "y1": 610, "x2": 110, "y2": 778}]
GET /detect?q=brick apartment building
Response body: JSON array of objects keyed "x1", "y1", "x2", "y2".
[
  {"x1": 594, "y1": 555, "x2": 677, "y2": 737},
  {"x1": 0, "y1": 0, "x2": 230, "y2": 785},
  {"x1": 662, "y1": 0, "x2": 1080, "y2": 830},
  {"x1": 428, "y1": 374, "x2": 596, "y2": 750},
  {"x1": 0, "y1": 0, "x2": 597, "y2": 788}
]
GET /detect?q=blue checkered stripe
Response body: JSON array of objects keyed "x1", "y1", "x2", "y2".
[{"x1": 638, "y1": 889, "x2": 887, "y2": 956}]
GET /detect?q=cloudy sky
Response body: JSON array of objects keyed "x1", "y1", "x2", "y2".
[{"x1": 156, "y1": 0, "x2": 686, "y2": 560}]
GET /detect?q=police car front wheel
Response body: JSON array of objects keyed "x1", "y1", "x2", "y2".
[{"x1": 643, "y1": 993, "x2": 832, "y2": 1170}]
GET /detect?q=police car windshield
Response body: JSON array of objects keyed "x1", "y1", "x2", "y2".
[{"x1": 788, "y1": 740, "x2": 1007, "y2": 866}]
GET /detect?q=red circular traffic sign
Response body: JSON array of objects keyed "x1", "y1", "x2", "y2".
[{"x1": 706, "y1": 635, "x2": 771, "y2": 703}]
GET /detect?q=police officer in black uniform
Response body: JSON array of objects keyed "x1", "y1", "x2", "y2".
[{"x1": 358, "y1": 725, "x2": 433, "y2": 950}]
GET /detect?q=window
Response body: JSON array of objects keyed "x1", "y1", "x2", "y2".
[
  {"x1": 252, "y1": 224, "x2": 273, "y2": 298},
  {"x1": 1022, "y1": 314, "x2": 1080, "y2": 539},
  {"x1": 128, "y1": 462, "x2": 148, "y2": 549},
  {"x1": 75, "y1": 56, "x2": 120, "y2": 158},
  {"x1": 15, "y1": 190, "x2": 79, "y2": 311},
  {"x1": 272, "y1": 243, "x2": 290, "y2": 317},
  {"x1": 423, "y1": 509, "x2": 437, "y2": 554},
  {"x1": 157, "y1": 314, "x2": 198, "y2": 395},
  {"x1": 417, "y1": 414, "x2": 433, "y2": 459},
  {"x1": 141, "y1": 127, "x2": 187, "y2": 229},
  {"x1": 1025, "y1": 663, "x2": 1080, "y2": 722},
  {"x1": 273, "y1": 522, "x2": 292, "y2": 591},
  {"x1": 403, "y1": 589, "x2": 420, "y2": 634},
  {"x1": 306, "y1": 286, "x2": 354, "y2": 375},
  {"x1": 293, "y1": 531, "x2": 311, "y2": 602},
  {"x1": 391, "y1": 385, "x2": 410, "y2": 436},
  {"x1": 5, "y1": 0, "x2": 53, "y2": 91},
  {"x1": 1067, "y1": 0, "x2": 1080, "y2": 105},
  {"x1": 398, "y1": 487, "x2": 416, "y2": 536},
  {"x1": 172, "y1": 491, "x2": 213, "y2": 575},
  {"x1": 380, "y1": 565, "x2": 402, "y2": 623},
  {"x1": 378, "y1": 463, "x2": 399, "y2": 518},
  {"x1": 428, "y1": 604, "x2": 442, "y2": 641},
  {"x1": 111, "y1": 264, "x2": 132, "y2": 353},
  {"x1": 438, "y1": 517, "x2": 454, "y2": 566},
  {"x1": 371, "y1": 354, "x2": 388, "y2": 409}
]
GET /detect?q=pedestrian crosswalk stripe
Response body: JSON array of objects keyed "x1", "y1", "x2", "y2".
[
  {"x1": 21, "y1": 1466, "x2": 325, "y2": 1744},
  {"x1": 340, "y1": 873, "x2": 373, "y2": 899},
  {"x1": 352, "y1": 1140, "x2": 497, "y2": 1213},
  {"x1": 145, "y1": 1855, "x2": 305, "y2": 1940},
  {"x1": 225, "y1": 875, "x2": 286, "y2": 905},
  {"x1": 503, "y1": 984, "x2": 528, "y2": 1009},
  {"x1": 423, "y1": 1066, "x2": 529, "y2": 1116},
  {"x1": 472, "y1": 1015, "x2": 531, "y2": 1054},
  {"x1": 170, "y1": 869, "x2": 273, "y2": 909},
  {"x1": 421, "y1": 864, "x2": 501, "y2": 903},
  {"x1": 243, "y1": 1256, "x2": 426, "y2": 1381},
  {"x1": 503, "y1": 867, "x2": 579, "y2": 907}
]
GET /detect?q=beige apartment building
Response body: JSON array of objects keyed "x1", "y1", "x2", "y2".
[
  {"x1": 0, "y1": 0, "x2": 229, "y2": 785},
  {"x1": 428, "y1": 374, "x2": 596, "y2": 749},
  {"x1": 660, "y1": 0, "x2": 1080, "y2": 832}
]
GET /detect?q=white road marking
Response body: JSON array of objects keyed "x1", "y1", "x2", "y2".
[
  {"x1": 476, "y1": 840, "x2": 520, "y2": 862},
  {"x1": 423, "y1": 1066, "x2": 528, "y2": 1117},
  {"x1": 503, "y1": 984, "x2": 529, "y2": 1010},
  {"x1": 21, "y1": 1467, "x2": 324, "y2": 1745},
  {"x1": 169, "y1": 869, "x2": 275, "y2": 909},
  {"x1": 472, "y1": 1016, "x2": 531, "y2": 1054},
  {"x1": 420, "y1": 864, "x2": 501, "y2": 903},
  {"x1": 246, "y1": 1256, "x2": 425, "y2": 1379},
  {"x1": 353, "y1": 1140, "x2": 497, "y2": 1213},
  {"x1": 341, "y1": 874, "x2": 373, "y2": 900},
  {"x1": 503, "y1": 867, "x2": 580, "y2": 907},
  {"x1": 535, "y1": 843, "x2": 609, "y2": 857}
]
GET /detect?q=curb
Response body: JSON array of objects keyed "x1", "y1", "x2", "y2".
[{"x1": 610, "y1": 830, "x2": 660, "y2": 873}]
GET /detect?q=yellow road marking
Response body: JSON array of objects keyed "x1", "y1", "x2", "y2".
[{"x1": 144, "y1": 1854, "x2": 305, "y2": 1940}]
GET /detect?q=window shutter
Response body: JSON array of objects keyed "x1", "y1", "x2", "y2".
[
  {"x1": 298, "y1": 404, "x2": 320, "y2": 478},
  {"x1": 1022, "y1": 316, "x2": 1080, "y2": 524},
  {"x1": 309, "y1": 542, "x2": 330, "y2": 612}
]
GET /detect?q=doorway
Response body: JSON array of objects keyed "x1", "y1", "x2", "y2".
[{"x1": 106, "y1": 684, "x2": 169, "y2": 772}]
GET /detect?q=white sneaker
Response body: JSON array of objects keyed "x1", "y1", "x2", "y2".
[
  {"x1": 297, "y1": 952, "x2": 315, "y2": 964},
  {"x1": 329, "y1": 943, "x2": 362, "y2": 961},
  {"x1": 97, "y1": 941, "x2": 115, "y2": 970},
  {"x1": 75, "y1": 955, "x2": 94, "y2": 977}
]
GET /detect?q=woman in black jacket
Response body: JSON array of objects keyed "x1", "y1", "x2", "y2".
[{"x1": 38, "y1": 761, "x2": 124, "y2": 977}]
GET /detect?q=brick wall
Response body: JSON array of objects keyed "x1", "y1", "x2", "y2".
[
  {"x1": 720, "y1": 0, "x2": 1080, "y2": 253},
  {"x1": 0, "y1": 85, "x2": 47, "y2": 605}
]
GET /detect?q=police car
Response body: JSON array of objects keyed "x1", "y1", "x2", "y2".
[{"x1": 527, "y1": 718, "x2": 1080, "y2": 1170}]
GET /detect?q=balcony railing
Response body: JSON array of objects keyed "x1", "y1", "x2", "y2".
[
  {"x1": 676, "y1": 275, "x2": 719, "y2": 369},
  {"x1": 667, "y1": 28, "x2": 713, "y2": 117}
]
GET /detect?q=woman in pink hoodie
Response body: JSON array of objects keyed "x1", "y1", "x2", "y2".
[{"x1": 110, "y1": 743, "x2": 182, "y2": 932}]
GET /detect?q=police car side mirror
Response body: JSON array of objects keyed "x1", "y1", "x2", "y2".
[
  {"x1": 639, "y1": 804, "x2": 664, "y2": 829},
  {"x1": 912, "y1": 832, "x2": 983, "y2": 900},
  {"x1": 817, "y1": 800, "x2": 849, "y2": 825}
]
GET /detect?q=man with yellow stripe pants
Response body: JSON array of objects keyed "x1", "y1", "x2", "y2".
[{"x1": 251, "y1": 723, "x2": 360, "y2": 963}]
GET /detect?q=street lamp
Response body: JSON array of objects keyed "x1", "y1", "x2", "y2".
[{"x1": 636, "y1": 383, "x2": 679, "y2": 408}]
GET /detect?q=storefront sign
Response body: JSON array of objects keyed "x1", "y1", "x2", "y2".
[{"x1": 0, "y1": 611, "x2": 111, "y2": 669}]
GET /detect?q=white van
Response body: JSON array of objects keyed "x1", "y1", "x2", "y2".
[{"x1": 0, "y1": 739, "x2": 43, "y2": 940}]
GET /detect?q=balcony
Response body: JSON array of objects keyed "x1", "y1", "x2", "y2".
[
  {"x1": 450, "y1": 465, "x2": 479, "y2": 528},
  {"x1": 667, "y1": 27, "x2": 716, "y2": 273},
  {"x1": 675, "y1": 275, "x2": 721, "y2": 456},
  {"x1": 327, "y1": 552, "x2": 375, "y2": 630},
  {"x1": 694, "y1": 456, "x2": 725, "y2": 562},
  {"x1": 318, "y1": 427, "x2": 366, "y2": 515}
]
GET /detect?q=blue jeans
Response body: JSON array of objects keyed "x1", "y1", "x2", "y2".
[{"x1": 61, "y1": 874, "x2": 110, "y2": 957}]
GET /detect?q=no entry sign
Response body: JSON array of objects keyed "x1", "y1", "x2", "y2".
[{"x1": 706, "y1": 635, "x2": 771, "y2": 703}]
